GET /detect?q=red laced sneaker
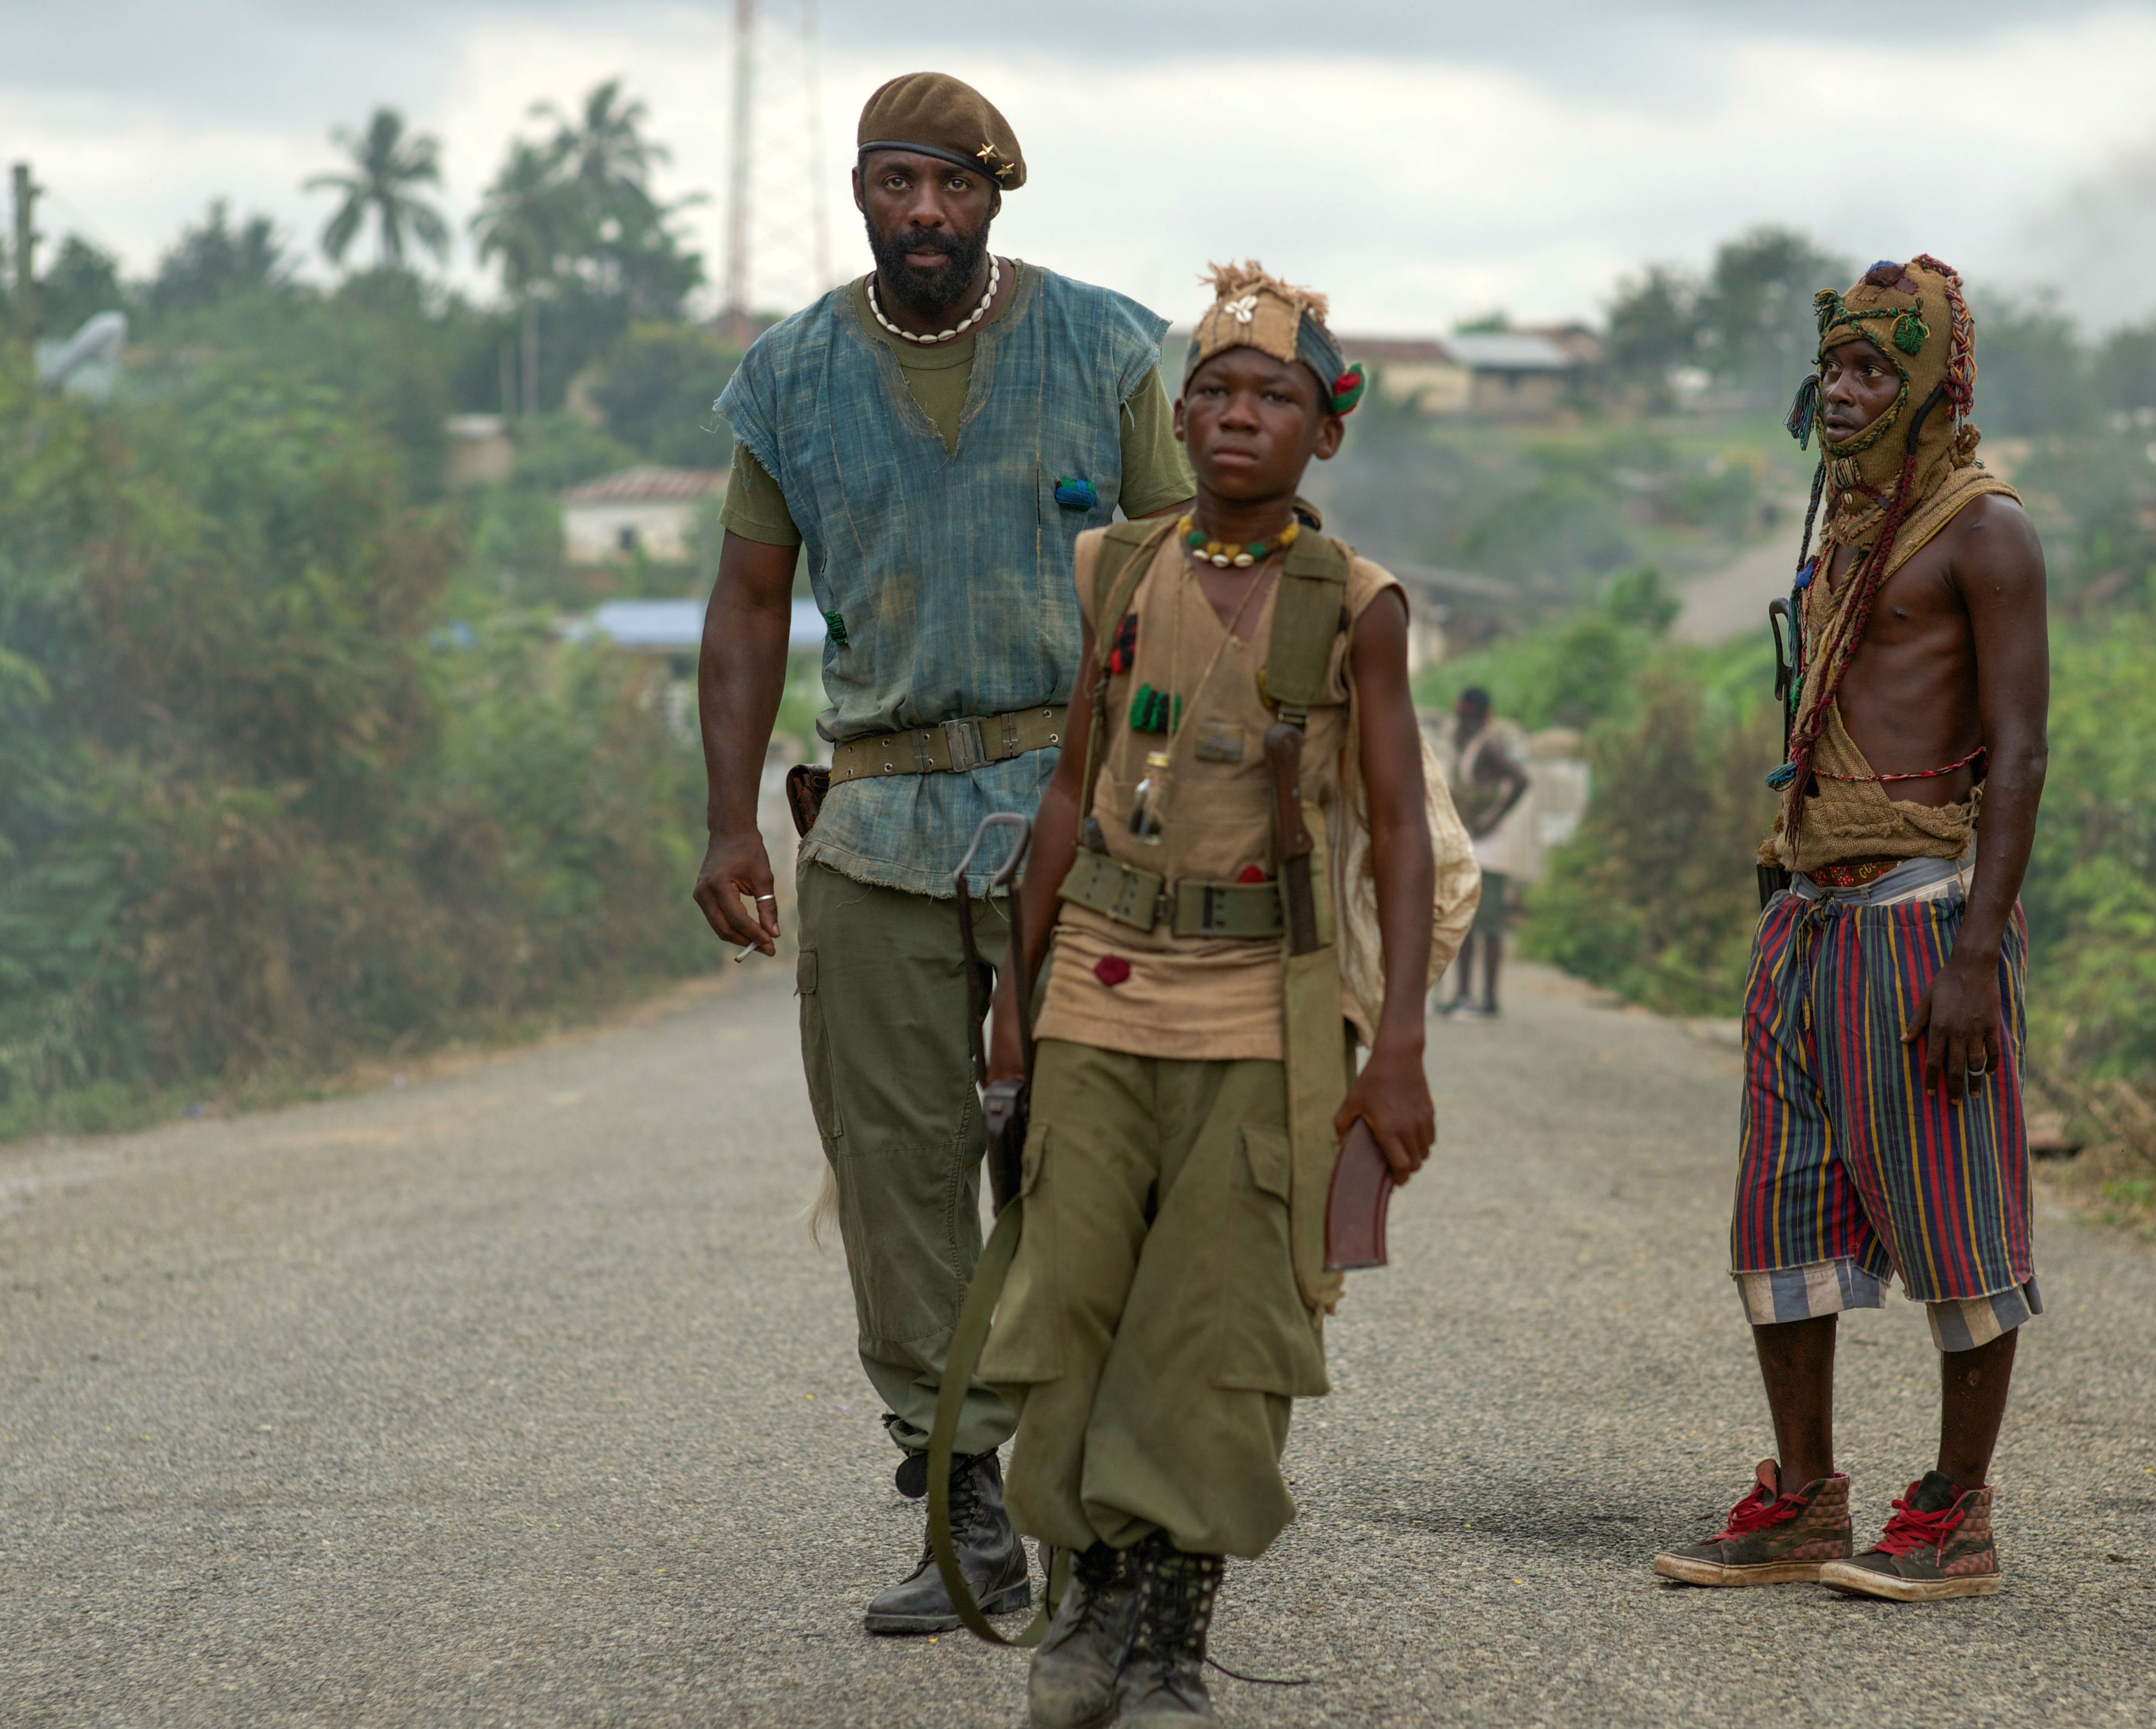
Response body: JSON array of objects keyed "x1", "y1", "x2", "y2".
[
  {"x1": 1820, "y1": 1471, "x2": 2002, "y2": 1601},
  {"x1": 1652, "y1": 1460, "x2": 1852, "y2": 1587}
]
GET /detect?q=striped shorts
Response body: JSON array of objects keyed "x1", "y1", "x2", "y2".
[{"x1": 1731, "y1": 859, "x2": 2041, "y2": 1354}]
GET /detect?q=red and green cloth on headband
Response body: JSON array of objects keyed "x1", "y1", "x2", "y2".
[{"x1": 1184, "y1": 259, "x2": 1365, "y2": 414}]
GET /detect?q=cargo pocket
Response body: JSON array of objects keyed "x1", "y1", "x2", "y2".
[
  {"x1": 1213, "y1": 1124, "x2": 1329, "y2": 1396},
  {"x1": 796, "y1": 948, "x2": 843, "y2": 1143},
  {"x1": 978, "y1": 1124, "x2": 1064, "y2": 1386}
]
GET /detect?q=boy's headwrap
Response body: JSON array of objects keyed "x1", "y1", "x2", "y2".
[
  {"x1": 1184, "y1": 261, "x2": 1365, "y2": 414},
  {"x1": 1767, "y1": 253, "x2": 2017, "y2": 846}
]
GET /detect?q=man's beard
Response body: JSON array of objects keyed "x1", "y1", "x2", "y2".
[{"x1": 866, "y1": 215, "x2": 992, "y2": 316}]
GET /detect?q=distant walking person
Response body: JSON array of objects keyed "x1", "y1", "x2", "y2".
[
  {"x1": 691, "y1": 73, "x2": 1192, "y2": 1633},
  {"x1": 1442, "y1": 687, "x2": 1527, "y2": 1016},
  {"x1": 1653, "y1": 256, "x2": 2047, "y2": 1601}
]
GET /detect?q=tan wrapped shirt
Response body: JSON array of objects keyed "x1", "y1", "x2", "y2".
[{"x1": 1035, "y1": 529, "x2": 1401, "y2": 1061}]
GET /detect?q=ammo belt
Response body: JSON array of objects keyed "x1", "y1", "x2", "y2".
[
  {"x1": 829, "y1": 704, "x2": 1067, "y2": 782},
  {"x1": 1058, "y1": 846, "x2": 1281, "y2": 939}
]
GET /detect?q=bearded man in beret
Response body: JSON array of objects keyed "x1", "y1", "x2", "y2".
[{"x1": 694, "y1": 71, "x2": 1192, "y2": 1634}]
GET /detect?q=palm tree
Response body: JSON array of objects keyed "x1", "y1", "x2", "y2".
[
  {"x1": 306, "y1": 108, "x2": 451, "y2": 270},
  {"x1": 472, "y1": 139, "x2": 573, "y2": 419},
  {"x1": 534, "y1": 79, "x2": 670, "y2": 208}
]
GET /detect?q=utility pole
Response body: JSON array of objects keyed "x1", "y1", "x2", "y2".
[
  {"x1": 10, "y1": 162, "x2": 40, "y2": 346},
  {"x1": 716, "y1": 0, "x2": 831, "y2": 346},
  {"x1": 721, "y1": 0, "x2": 755, "y2": 342},
  {"x1": 803, "y1": 0, "x2": 832, "y2": 294}
]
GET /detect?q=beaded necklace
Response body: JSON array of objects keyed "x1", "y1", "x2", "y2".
[
  {"x1": 866, "y1": 257, "x2": 1002, "y2": 345},
  {"x1": 1178, "y1": 511, "x2": 1300, "y2": 569}
]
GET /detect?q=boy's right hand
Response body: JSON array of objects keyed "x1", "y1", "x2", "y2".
[{"x1": 1335, "y1": 1040, "x2": 1435, "y2": 1184}]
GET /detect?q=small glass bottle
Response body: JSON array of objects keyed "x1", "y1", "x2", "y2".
[{"x1": 1127, "y1": 751, "x2": 1170, "y2": 845}]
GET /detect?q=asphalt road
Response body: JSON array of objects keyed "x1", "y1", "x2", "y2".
[{"x1": 3, "y1": 963, "x2": 2152, "y2": 1727}]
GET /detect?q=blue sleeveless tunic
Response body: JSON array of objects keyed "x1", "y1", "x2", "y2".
[{"x1": 718, "y1": 265, "x2": 1169, "y2": 894}]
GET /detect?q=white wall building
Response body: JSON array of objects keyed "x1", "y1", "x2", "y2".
[{"x1": 560, "y1": 467, "x2": 728, "y2": 564}]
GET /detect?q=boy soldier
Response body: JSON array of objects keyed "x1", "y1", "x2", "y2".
[
  {"x1": 1654, "y1": 256, "x2": 2048, "y2": 1601},
  {"x1": 694, "y1": 73, "x2": 1192, "y2": 1631},
  {"x1": 978, "y1": 265, "x2": 1442, "y2": 1725}
]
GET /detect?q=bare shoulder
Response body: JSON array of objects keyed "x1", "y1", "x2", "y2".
[{"x1": 1944, "y1": 491, "x2": 2045, "y2": 593}]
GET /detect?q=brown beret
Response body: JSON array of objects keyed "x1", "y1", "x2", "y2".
[{"x1": 857, "y1": 71, "x2": 1025, "y2": 191}]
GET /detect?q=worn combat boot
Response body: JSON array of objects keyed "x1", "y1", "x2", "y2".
[
  {"x1": 1114, "y1": 1531, "x2": 1224, "y2": 1724},
  {"x1": 863, "y1": 1448, "x2": 1032, "y2": 1634},
  {"x1": 1027, "y1": 1542, "x2": 1139, "y2": 1728}
]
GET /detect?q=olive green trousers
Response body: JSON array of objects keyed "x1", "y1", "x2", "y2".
[
  {"x1": 796, "y1": 860, "x2": 1014, "y2": 1458},
  {"x1": 981, "y1": 1039, "x2": 1329, "y2": 1560}
]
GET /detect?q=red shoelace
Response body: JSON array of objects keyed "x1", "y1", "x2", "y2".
[
  {"x1": 1873, "y1": 1488, "x2": 1966, "y2": 1557},
  {"x1": 1718, "y1": 1483, "x2": 1801, "y2": 1539}
]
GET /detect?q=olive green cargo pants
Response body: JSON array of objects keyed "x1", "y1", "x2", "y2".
[
  {"x1": 796, "y1": 860, "x2": 1015, "y2": 1458},
  {"x1": 980, "y1": 1039, "x2": 1330, "y2": 1560}
]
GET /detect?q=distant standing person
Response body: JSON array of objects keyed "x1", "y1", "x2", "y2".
[
  {"x1": 1654, "y1": 256, "x2": 2047, "y2": 1601},
  {"x1": 1443, "y1": 687, "x2": 1528, "y2": 1016},
  {"x1": 691, "y1": 73, "x2": 1193, "y2": 1633}
]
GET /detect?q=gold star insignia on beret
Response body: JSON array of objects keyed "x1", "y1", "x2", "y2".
[{"x1": 976, "y1": 141, "x2": 999, "y2": 163}]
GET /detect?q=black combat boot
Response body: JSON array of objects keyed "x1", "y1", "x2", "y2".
[
  {"x1": 1114, "y1": 1532, "x2": 1224, "y2": 1724},
  {"x1": 863, "y1": 1448, "x2": 1031, "y2": 1634},
  {"x1": 1027, "y1": 1542, "x2": 1139, "y2": 1728}
]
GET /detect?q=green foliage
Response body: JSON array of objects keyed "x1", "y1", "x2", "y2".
[
  {"x1": 1968, "y1": 293, "x2": 2094, "y2": 436},
  {"x1": 1606, "y1": 264, "x2": 1695, "y2": 408},
  {"x1": 1521, "y1": 667, "x2": 1782, "y2": 1014},
  {"x1": 149, "y1": 202, "x2": 295, "y2": 313},
  {"x1": 590, "y1": 322, "x2": 740, "y2": 467},
  {"x1": 1504, "y1": 613, "x2": 2156, "y2": 1085},
  {"x1": 2098, "y1": 321, "x2": 2156, "y2": 414},
  {"x1": 1603, "y1": 565, "x2": 1680, "y2": 634},
  {"x1": 39, "y1": 236, "x2": 126, "y2": 336},
  {"x1": 2019, "y1": 629, "x2": 2156, "y2": 1081},
  {"x1": 1604, "y1": 228, "x2": 1848, "y2": 410},
  {"x1": 2009, "y1": 424, "x2": 2156, "y2": 609},
  {"x1": 0, "y1": 354, "x2": 710, "y2": 1130},
  {"x1": 1416, "y1": 567, "x2": 1679, "y2": 728},
  {"x1": 305, "y1": 107, "x2": 450, "y2": 271},
  {"x1": 1695, "y1": 227, "x2": 1850, "y2": 406}
]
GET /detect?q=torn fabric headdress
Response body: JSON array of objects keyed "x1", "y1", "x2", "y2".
[{"x1": 1184, "y1": 261, "x2": 1365, "y2": 413}]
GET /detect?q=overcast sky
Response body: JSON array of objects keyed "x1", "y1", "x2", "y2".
[{"x1": 5, "y1": 0, "x2": 2155, "y2": 334}]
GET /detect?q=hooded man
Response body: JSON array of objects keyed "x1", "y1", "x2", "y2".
[
  {"x1": 692, "y1": 72, "x2": 1192, "y2": 1634},
  {"x1": 1653, "y1": 256, "x2": 2049, "y2": 1602}
]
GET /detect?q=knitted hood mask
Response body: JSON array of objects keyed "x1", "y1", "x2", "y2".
[
  {"x1": 1796, "y1": 254, "x2": 1980, "y2": 549},
  {"x1": 1765, "y1": 252, "x2": 2009, "y2": 835},
  {"x1": 1184, "y1": 261, "x2": 1365, "y2": 414}
]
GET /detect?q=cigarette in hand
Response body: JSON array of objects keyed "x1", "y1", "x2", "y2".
[{"x1": 735, "y1": 893, "x2": 779, "y2": 963}]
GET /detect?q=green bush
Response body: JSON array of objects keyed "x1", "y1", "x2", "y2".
[
  {"x1": 1520, "y1": 666, "x2": 1780, "y2": 1015},
  {"x1": 0, "y1": 357, "x2": 710, "y2": 1130}
]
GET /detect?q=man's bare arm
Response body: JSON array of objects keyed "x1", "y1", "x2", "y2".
[
  {"x1": 1335, "y1": 588, "x2": 1436, "y2": 1181},
  {"x1": 690, "y1": 530, "x2": 799, "y2": 953},
  {"x1": 1905, "y1": 496, "x2": 2048, "y2": 1095}
]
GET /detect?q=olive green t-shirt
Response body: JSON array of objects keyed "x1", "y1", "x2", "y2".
[{"x1": 720, "y1": 261, "x2": 1192, "y2": 547}]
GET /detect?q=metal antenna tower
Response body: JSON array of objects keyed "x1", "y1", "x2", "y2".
[{"x1": 718, "y1": 0, "x2": 834, "y2": 344}]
